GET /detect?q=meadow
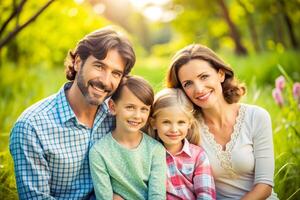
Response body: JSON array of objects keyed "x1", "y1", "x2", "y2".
[{"x1": 0, "y1": 50, "x2": 300, "y2": 199}]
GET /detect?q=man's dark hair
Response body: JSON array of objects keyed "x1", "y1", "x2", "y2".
[{"x1": 65, "y1": 26, "x2": 136, "y2": 80}]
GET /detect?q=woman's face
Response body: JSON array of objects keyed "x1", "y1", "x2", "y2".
[{"x1": 178, "y1": 59, "x2": 225, "y2": 109}]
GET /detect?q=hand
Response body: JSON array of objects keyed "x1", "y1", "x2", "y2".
[{"x1": 113, "y1": 193, "x2": 124, "y2": 200}]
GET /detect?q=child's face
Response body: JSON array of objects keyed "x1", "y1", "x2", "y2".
[
  {"x1": 109, "y1": 86, "x2": 151, "y2": 134},
  {"x1": 152, "y1": 106, "x2": 191, "y2": 150}
]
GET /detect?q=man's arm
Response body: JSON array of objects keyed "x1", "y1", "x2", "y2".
[
  {"x1": 148, "y1": 144, "x2": 166, "y2": 200},
  {"x1": 89, "y1": 146, "x2": 113, "y2": 200},
  {"x1": 10, "y1": 120, "x2": 55, "y2": 200}
]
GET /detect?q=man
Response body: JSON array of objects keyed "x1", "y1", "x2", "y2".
[{"x1": 10, "y1": 26, "x2": 136, "y2": 199}]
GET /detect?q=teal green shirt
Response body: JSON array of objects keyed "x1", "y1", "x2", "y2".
[{"x1": 89, "y1": 132, "x2": 166, "y2": 200}]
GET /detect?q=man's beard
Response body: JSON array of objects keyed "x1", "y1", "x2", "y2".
[{"x1": 76, "y1": 69, "x2": 112, "y2": 106}]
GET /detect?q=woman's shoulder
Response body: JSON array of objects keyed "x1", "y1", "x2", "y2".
[{"x1": 241, "y1": 103, "x2": 271, "y2": 121}]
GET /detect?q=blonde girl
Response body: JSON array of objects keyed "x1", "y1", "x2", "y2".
[{"x1": 149, "y1": 88, "x2": 216, "y2": 200}]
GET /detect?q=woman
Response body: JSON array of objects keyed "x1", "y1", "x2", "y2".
[{"x1": 166, "y1": 44, "x2": 278, "y2": 200}]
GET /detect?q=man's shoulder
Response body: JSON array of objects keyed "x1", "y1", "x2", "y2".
[{"x1": 16, "y1": 93, "x2": 58, "y2": 124}]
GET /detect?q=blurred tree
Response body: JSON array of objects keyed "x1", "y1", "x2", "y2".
[
  {"x1": 277, "y1": 0, "x2": 298, "y2": 49},
  {"x1": 0, "y1": 0, "x2": 56, "y2": 50},
  {"x1": 237, "y1": 0, "x2": 260, "y2": 52},
  {"x1": 171, "y1": 0, "x2": 248, "y2": 55},
  {"x1": 216, "y1": 0, "x2": 247, "y2": 55}
]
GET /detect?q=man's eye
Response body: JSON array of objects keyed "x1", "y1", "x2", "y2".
[
  {"x1": 95, "y1": 65, "x2": 104, "y2": 70},
  {"x1": 112, "y1": 72, "x2": 122, "y2": 78},
  {"x1": 201, "y1": 75, "x2": 209, "y2": 80}
]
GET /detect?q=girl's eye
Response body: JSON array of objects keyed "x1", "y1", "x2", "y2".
[
  {"x1": 162, "y1": 120, "x2": 170, "y2": 124},
  {"x1": 126, "y1": 106, "x2": 134, "y2": 110},
  {"x1": 141, "y1": 107, "x2": 149, "y2": 112},
  {"x1": 178, "y1": 120, "x2": 187, "y2": 125}
]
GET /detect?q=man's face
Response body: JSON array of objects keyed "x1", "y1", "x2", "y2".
[{"x1": 75, "y1": 49, "x2": 126, "y2": 106}]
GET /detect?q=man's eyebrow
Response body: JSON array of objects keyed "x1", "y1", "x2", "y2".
[{"x1": 92, "y1": 60, "x2": 104, "y2": 65}]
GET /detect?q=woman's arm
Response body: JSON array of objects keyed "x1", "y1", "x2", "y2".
[
  {"x1": 194, "y1": 150, "x2": 216, "y2": 200},
  {"x1": 148, "y1": 144, "x2": 167, "y2": 200},
  {"x1": 242, "y1": 107, "x2": 275, "y2": 199},
  {"x1": 89, "y1": 146, "x2": 113, "y2": 200},
  {"x1": 241, "y1": 183, "x2": 272, "y2": 200}
]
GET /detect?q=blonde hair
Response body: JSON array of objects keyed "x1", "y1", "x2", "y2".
[{"x1": 148, "y1": 88, "x2": 200, "y2": 145}]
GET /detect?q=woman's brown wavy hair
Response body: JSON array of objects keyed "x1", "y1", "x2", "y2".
[{"x1": 166, "y1": 44, "x2": 245, "y2": 104}]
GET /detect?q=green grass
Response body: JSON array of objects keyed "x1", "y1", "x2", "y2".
[{"x1": 1, "y1": 51, "x2": 299, "y2": 199}]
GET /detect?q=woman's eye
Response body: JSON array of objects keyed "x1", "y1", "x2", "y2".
[
  {"x1": 162, "y1": 120, "x2": 170, "y2": 124},
  {"x1": 183, "y1": 81, "x2": 192, "y2": 88}
]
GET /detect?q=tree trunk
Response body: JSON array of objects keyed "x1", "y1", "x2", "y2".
[
  {"x1": 278, "y1": 0, "x2": 298, "y2": 49},
  {"x1": 217, "y1": 0, "x2": 247, "y2": 55},
  {"x1": 237, "y1": 0, "x2": 260, "y2": 52}
]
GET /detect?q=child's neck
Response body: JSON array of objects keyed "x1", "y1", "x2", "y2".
[
  {"x1": 165, "y1": 141, "x2": 184, "y2": 155},
  {"x1": 112, "y1": 128, "x2": 143, "y2": 149}
]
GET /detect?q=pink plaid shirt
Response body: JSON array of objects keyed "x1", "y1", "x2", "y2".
[{"x1": 166, "y1": 139, "x2": 216, "y2": 200}]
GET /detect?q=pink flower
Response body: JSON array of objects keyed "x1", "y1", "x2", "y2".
[
  {"x1": 272, "y1": 88, "x2": 284, "y2": 106},
  {"x1": 293, "y1": 82, "x2": 300, "y2": 101},
  {"x1": 275, "y1": 75, "x2": 285, "y2": 91}
]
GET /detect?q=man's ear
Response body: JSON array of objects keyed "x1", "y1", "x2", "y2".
[
  {"x1": 218, "y1": 68, "x2": 225, "y2": 83},
  {"x1": 108, "y1": 99, "x2": 116, "y2": 115},
  {"x1": 74, "y1": 55, "x2": 82, "y2": 72}
]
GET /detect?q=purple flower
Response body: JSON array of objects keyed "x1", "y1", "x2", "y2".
[
  {"x1": 293, "y1": 82, "x2": 300, "y2": 101},
  {"x1": 272, "y1": 88, "x2": 284, "y2": 106},
  {"x1": 275, "y1": 75, "x2": 285, "y2": 91}
]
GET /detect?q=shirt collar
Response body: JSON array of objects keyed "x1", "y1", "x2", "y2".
[
  {"x1": 56, "y1": 82, "x2": 76, "y2": 124},
  {"x1": 56, "y1": 82, "x2": 111, "y2": 124},
  {"x1": 166, "y1": 138, "x2": 192, "y2": 157}
]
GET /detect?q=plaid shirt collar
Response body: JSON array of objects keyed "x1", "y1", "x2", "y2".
[
  {"x1": 56, "y1": 82, "x2": 111, "y2": 125},
  {"x1": 166, "y1": 138, "x2": 192, "y2": 157}
]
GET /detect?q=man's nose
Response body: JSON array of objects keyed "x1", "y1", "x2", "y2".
[{"x1": 100, "y1": 71, "x2": 110, "y2": 86}]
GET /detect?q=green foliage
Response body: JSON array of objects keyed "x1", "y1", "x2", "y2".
[
  {"x1": 1, "y1": 0, "x2": 300, "y2": 199},
  {"x1": 272, "y1": 66, "x2": 300, "y2": 200},
  {"x1": 223, "y1": 50, "x2": 300, "y2": 86}
]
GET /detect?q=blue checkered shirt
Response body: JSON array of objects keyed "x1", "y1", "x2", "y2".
[{"x1": 10, "y1": 82, "x2": 115, "y2": 200}]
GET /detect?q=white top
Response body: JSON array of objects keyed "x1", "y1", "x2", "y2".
[{"x1": 200, "y1": 104, "x2": 278, "y2": 200}]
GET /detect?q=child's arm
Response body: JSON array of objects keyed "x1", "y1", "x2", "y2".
[
  {"x1": 148, "y1": 144, "x2": 167, "y2": 200},
  {"x1": 194, "y1": 150, "x2": 216, "y2": 200},
  {"x1": 89, "y1": 147, "x2": 113, "y2": 200}
]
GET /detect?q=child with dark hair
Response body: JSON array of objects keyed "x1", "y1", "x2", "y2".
[{"x1": 89, "y1": 75, "x2": 166, "y2": 200}]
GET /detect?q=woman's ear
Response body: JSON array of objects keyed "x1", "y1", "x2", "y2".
[
  {"x1": 218, "y1": 68, "x2": 225, "y2": 83},
  {"x1": 108, "y1": 99, "x2": 116, "y2": 115}
]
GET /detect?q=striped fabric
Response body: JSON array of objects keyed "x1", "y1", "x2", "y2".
[
  {"x1": 166, "y1": 139, "x2": 216, "y2": 200},
  {"x1": 9, "y1": 82, "x2": 115, "y2": 200}
]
